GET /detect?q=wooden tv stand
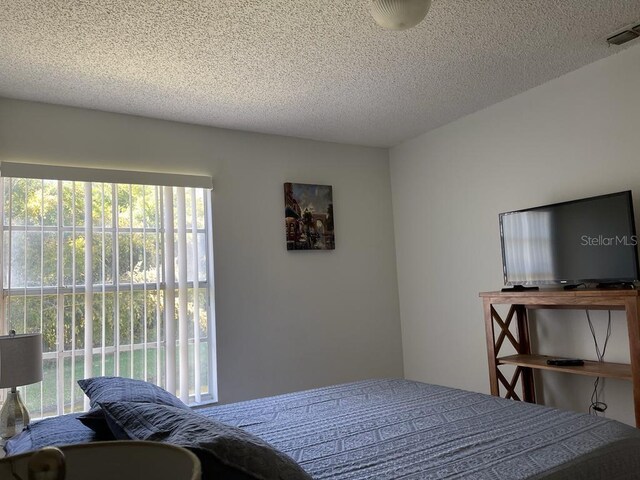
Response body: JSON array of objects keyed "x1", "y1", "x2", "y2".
[{"x1": 479, "y1": 289, "x2": 640, "y2": 428}]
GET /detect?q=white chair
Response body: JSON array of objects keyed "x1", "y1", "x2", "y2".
[{"x1": 0, "y1": 440, "x2": 201, "y2": 480}]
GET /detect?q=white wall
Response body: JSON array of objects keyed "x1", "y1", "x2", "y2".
[
  {"x1": 0, "y1": 98, "x2": 403, "y2": 404},
  {"x1": 390, "y1": 44, "x2": 640, "y2": 426}
]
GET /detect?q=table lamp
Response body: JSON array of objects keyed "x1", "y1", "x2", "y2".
[{"x1": 0, "y1": 330, "x2": 43, "y2": 439}]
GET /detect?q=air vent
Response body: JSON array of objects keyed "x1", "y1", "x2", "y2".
[{"x1": 607, "y1": 29, "x2": 639, "y2": 46}]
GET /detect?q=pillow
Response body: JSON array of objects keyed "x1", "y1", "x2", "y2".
[
  {"x1": 100, "y1": 401, "x2": 312, "y2": 480},
  {"x1": 77, "y1": 376, "x2": 188, "y2": 435},
  {"x1": 76, "y1": 408, "x2": 118, "y2": 437},
  {"x1": 4, "y1": 413, "x2": 107, "y2": 456}
]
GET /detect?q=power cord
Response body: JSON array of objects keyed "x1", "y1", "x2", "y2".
[{"x1": 586, "y1": 309, "x2": 611, "y2": 415}]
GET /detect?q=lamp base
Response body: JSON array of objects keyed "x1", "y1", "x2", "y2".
[{"x1": 0, "y1": 387, "x2": 30, "y2": 439}]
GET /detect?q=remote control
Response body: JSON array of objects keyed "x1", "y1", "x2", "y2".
[{"x1": 546, "y1": 358, "x2": 584, "y2": 366}]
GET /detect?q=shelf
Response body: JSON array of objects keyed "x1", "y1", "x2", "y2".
[
  {"x1": 481, "y1": 289, "x2": 640, "y2": 427},
  {"x1": 480, "y1": 289, "x2": 639, "y2": 309},
  {"x1": 498, "y1": 354, "x2": 632, "y2": 381}
]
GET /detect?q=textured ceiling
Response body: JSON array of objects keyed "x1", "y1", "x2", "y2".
[{"x1": 1, "y1": 1, "x2": 639, "y2": 147}]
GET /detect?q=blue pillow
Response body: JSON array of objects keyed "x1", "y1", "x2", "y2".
[
  {"x1": 100, "y1": 401, "x2": 312, "y2": 480},
  {"x1": 4, "y1": 413, "x2": 106, "y2": 456},
  {"x1": 77, "y1": 376, "x2": 188, "y2": 435}
]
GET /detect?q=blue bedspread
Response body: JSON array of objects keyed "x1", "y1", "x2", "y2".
[
  {"x1": 6, "y1": 379, "x2": 640, "y2": 479},
  {"x1": 197, "y1": 379, "x2": 640, "y2": 480}
]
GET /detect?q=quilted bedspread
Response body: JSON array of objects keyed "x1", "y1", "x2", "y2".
[{"x1": 198, "y1": 379, "x2": 640, "y2": 480}]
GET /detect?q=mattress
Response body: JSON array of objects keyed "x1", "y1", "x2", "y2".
[{"x1": 198, "y1": 379, "x2": 640, "y2": 479}]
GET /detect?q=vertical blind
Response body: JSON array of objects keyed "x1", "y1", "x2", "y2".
[{"x1": 0, "y1": 163, "x2": 216, "y2": 417}]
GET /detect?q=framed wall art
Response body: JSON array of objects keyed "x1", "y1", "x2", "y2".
[{"x1": 284, "y1": 182, "x2": 335, "y2": 251}]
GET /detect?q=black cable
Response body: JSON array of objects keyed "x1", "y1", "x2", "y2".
[
  {"x1": 586, "y1": 309, "x2": 611, "y2": 415},
  {"x1": 590, "y1": 377, "x2": 607, "y2": 414}
]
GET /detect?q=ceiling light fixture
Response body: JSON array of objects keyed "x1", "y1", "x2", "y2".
[{"x1": 370, "y1": 0, "x2": 432, "y2": 31}]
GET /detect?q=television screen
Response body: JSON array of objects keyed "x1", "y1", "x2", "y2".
[{"x1": 499, "y1": 191, "x2": 640, "y2": 286}]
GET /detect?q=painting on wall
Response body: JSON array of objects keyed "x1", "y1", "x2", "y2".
[{"x1": 284, "y1": 183, "x2": 335, "y2": 251}]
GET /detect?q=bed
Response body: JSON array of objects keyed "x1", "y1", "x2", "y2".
[{"x1": 5, "y1": 378, "x2": 640, "y2": 479}]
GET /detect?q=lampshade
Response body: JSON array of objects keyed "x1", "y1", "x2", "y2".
[
  {"x1": 370, "y1": 0, "x2": 432, "y2": 31},
  {"x1": 0, "y1": 332, "x2": 43, "y2": 388}
]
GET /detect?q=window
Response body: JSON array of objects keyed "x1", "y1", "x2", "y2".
[{"x1": 0, "y1": 163, "x2": 216, "y2": 417}]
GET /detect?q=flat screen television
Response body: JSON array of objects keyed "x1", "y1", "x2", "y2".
[{"x1": 499, "y1": 191, "x2": 640, "y2": 287}]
